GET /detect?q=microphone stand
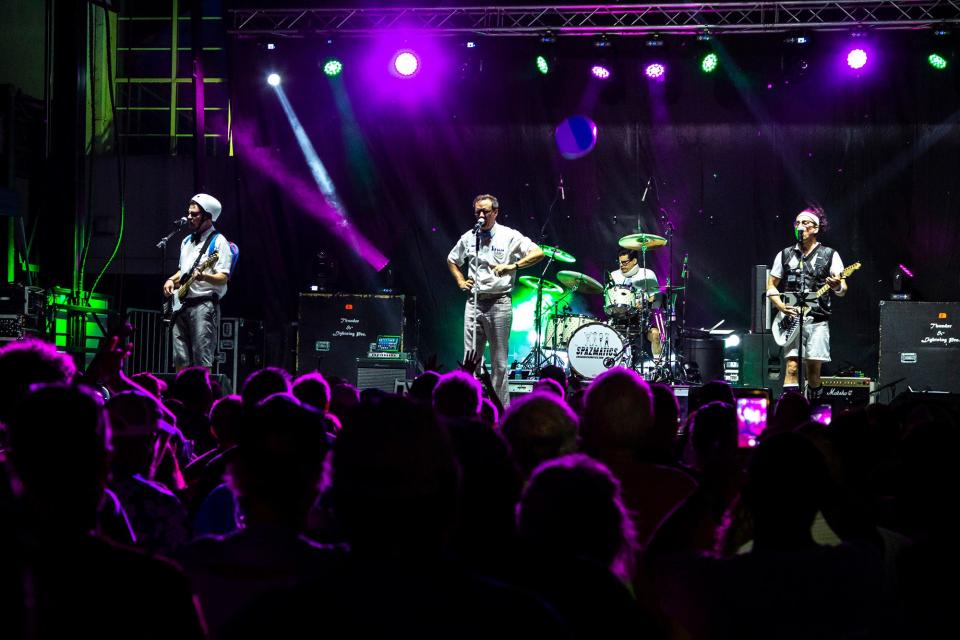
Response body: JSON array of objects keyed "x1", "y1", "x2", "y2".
[{"x1": 470, "y1": 217, "x2": 483, "y2": 356}]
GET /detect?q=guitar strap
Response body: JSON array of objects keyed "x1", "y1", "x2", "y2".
[{"x1": 182, "y1": 230, "x2": 219, "y2": 281}]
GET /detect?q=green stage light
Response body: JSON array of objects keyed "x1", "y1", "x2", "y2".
[
  {"x1": 323, "y1": 58, "x2": 344, "y2": 77},
  {"x1": 536, "y1": 55, "x2": 550, "y2": 75},
  {"x1": 701, "y1": 52, "x2": 719, "y2": 73},
  {"x1": 928, "y1": 53, "x2": 948, "y2": 70}
]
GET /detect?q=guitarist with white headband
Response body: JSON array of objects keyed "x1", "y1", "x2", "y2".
[
  {"x1": 767, "y1": 205, "x2": 848, "y2": 401},
  {"x1": 162, "y1": 193, "x2": 233, "y2": 371}
]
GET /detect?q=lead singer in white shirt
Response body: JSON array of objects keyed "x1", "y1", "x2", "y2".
[{"x1": 447, "y1": 194, "x2": 544, "y2": 407}]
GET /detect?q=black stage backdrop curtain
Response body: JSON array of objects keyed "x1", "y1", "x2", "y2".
[{"x1": 221, "y1": 33, "x2": 960, "y2": 376}]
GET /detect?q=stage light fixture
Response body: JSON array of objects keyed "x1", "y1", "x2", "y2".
[
  {"x1": 266, "y1": 43, "x2": 276, "y2": 51},
  {"x1": 928, "y1": 53, "x2": 948, "y2": 70},
  {"x1": 701, "y1": 52, "x2": 719, "y2": 73},
  {"x1": 323, "y1": 58, "x2": 343, "y2": 77},
  {"x1": 591, "y1": 64, "x2": 611, "y2": 80},
  {"x1": 393, "y1": 51, "x2": 420, "y2": 77},
  {"x1": 267, "y1": 73, "x2": 281, "y2": 86},
  {"x1": 536, "y1": 55, "x2": 550, "y2": 75},
  {"x1": 846, "y1": 48, "x2": 868, "y2": 70},
  {"x1": 594, "y1": 35, "x2": 612, "y2": 49},
  {"x1": 644, "y1": 62, "x2": 666, "y2": 81}
]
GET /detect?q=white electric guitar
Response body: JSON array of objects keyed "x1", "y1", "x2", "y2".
[
  {"x1": 162, "y1": 251, "x2": 219, "y2": 324},
  {"x1": 771, "y1": 262, "x2": 861, "y2": 347}
]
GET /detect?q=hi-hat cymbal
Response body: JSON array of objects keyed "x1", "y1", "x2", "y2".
[
  {"x1": 540, "y1": 244, "x2": 576, "y2": 263},
  {"x1": 556, "y1": 270, "x2": 603, "y2": 294},
  {"x1": 518, "y1": 275, "x2": 564, "y2": 294},
  {"x1": 618, "y1": 233, "x2": 667, "y2": 250}
]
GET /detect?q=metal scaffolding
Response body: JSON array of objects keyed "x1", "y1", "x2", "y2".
[{"x1": 228, "y1": 2, "x2": 960, "y2": 38}]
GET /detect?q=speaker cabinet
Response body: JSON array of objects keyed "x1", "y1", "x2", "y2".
[
  {"x1": 297, "y1": 293, "x2": 408, "y2": 382},
  {"x1": 740, "y1": 332, "x2": 784, "y2": 399},
  {"x1": 879, "y1": 301, "x2": 960, "y2": 393}
]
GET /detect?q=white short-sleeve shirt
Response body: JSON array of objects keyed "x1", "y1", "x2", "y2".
[
  {"x1": 447, "y1": 223, "x2": 536, "y2": 295},
  {"x1": 178, "y1": 226, "x2": 233, "y2": 299}
]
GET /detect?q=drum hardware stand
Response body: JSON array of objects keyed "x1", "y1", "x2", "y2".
[{"x1": 519, "y1": 179, "x2": 564, "y2": 373}]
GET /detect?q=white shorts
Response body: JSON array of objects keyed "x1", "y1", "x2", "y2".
[{"x1": 784, "y1": 319, "x2": 831, "y2": 362}]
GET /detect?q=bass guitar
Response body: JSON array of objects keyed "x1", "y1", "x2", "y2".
[{"x1": 162, "y1": 251, "x2": 219, "y2": 324}]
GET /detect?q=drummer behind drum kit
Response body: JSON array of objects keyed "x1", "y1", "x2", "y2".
[{"x1": 516, "y1": 232, "x2": 688, "y2": 383}]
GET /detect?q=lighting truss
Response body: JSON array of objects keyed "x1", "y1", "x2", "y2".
[{"x1": 228, "y1": 2, "x2": 960, "y2": 38}]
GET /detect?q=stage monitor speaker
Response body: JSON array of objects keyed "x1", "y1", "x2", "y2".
[
  {"x1": 740, "y1": 332, "x2": 784, "y2": 400},
  {"x1": 508, "y1": 379, "x2": 537, "y2": 400},
  {"x1": 215, "y1": 318, "x2": 264, "y2": 393},
  {"x1": 879, "y1": 301, "x2": 960, "y2": 393},
  {"x1": 751, "y1": 265, "x2": 773, "y2": 333},
  {"x1": 297, "y1": 293, "x2": 407, "y2": 382}
]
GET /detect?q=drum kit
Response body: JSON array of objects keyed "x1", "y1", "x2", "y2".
[{"x1": 517, "y1": 232, "x2": 689, "y2": 382}]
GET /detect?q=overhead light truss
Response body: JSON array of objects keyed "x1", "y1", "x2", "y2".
[{"x1": 228, "y1": 2, "x2": 960, "y2": 38}]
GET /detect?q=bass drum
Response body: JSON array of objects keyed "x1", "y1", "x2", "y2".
[
  {"x1": 544, "y1": 313, "x2": 595, "y2": 350},
  {"x1": 567, "y1": 322, "x2": 630, "y2": 380}
]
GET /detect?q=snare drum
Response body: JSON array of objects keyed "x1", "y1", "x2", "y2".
[
  {"x1": 544, "y1": 314, "x2": 595, "y2": 349},
  {"x1": 604, "y1": 285, "x2": 637, "y2": 318},
  {"x1": 566, "y1": 322, "x2": 630, "y2": 380}
]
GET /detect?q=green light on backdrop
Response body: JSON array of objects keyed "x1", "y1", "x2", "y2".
[
  {"x1": 536, "y1": 55, "x2": 550, "y2": 75},
  {"x1": 701, "y1": 52, "x2": 719, "y2": 73},
  {"x1": 928, "y1": 53, "x2": 948, "y2": 70},
  {"x1": 508, "y1": 287, "x2": 555, "y2": 364}
]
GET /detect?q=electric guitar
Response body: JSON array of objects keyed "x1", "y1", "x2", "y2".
[
  {"x1": 771, "y1": 261, "x2": 861, "y2": 347},
  {"x1": 162, "y1": 251, "x2": 219, "y2": 324}
]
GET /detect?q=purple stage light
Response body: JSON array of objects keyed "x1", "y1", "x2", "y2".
[
  {"x1": 644, "y1": 63, "x2": 666, "y2": 80},
  {"x1": 393, "y1": 51, "x2": 420, "y2": 77},
  {"x1": 591, "y1": 65, "x2": 611, "y2": 80},
  {"x1": 898, "y1": 263, "x2": 915, "y2": 278},
  {"x1": 846, "y1": 48, "x2": 868, "y2": 69}
]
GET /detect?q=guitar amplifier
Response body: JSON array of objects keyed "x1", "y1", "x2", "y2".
[
  {"x1": 508, "y1": 379, "x2": 537, "y2": 400},
  {"x1": 356, "y1": 355, "x2": 416, "y2": 392},
  {"x1": 879, "y1": 301, "x2": 960, "y2": 393},
  {"x1": 819, "y1": 377, "x2": 873, "y2": 411}
]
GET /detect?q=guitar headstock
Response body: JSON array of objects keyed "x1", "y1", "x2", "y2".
[{"x1": 843, "y1": 262, "x2": 861, "y2": 277}]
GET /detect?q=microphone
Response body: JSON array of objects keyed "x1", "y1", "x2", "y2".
[
  {"x1": 794, "y1": 226, "x2": 804, "y2": 243},
  {"x1": 474, "y1": 214, "x2": 485, "y2": 233},
  {"x1": 174, "y1": 216, "x2": 188, "y2": 227},
  {"x1": 641, "y1": 177, "x2": 651, "y2": 202},
  {"x1": 559, "y1": 176, "x2": 565, "y2": 201}
]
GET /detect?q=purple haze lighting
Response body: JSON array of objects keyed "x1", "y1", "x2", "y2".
[
  {"x1": 644, "y1": 63, "x2": 666, "y2": 80},
  {"x1": 393, "y1": 51, "x2": 420, "y2": 77},
  {"x1": 846, "y1": 48, "x2": 868, "y2": 69},
  {"x1": 591, "y1": 65, "x2": 611, "y2": 80},
  {"x1": 898, "y1": 263, "x2": 915, "y2": 278}
]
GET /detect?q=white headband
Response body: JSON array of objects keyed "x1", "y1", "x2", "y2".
[{"x1": 796, "y1": 211, "x2": 820, "y2": 226}]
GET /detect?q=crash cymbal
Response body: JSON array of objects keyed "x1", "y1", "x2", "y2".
[
  {"x1": 518, "y1": 275, "x2": 564, "y2": 294},
  {"x1": 540, "y1": 244, "x2": 576, "y2": 263},
  {"x1": 556, "y1": 270, "x2": 604, "y2": 294},
  {"x1": 618, "y1": 233, "x2": 667, "y2": 250}
]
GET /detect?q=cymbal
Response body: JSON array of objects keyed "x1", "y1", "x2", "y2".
[
  {"x1": 556, "y1": 270, "x2": 603, "y2": 294},
  {"x1": 540, "y1": 244, "x2": 576, "y2": 263},
  {"x1": 618, "y1": 233, "x2": 667, "y2": 250},
  {"x1": 518, "y1": 275, "x2": 564, "y2": 294}
]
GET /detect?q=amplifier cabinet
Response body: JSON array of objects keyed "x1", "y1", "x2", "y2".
[
  {"x1": 297, "y1": 293, "x2": 407, "y2": 382},
  {"x1": 879, "y1": 301, "x2": 960, "y2": 393},
  {"x1": 819, "y1": 377, "x2": 873, "y2": 411}
]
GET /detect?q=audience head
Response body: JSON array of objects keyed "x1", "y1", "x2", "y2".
[
  {"x1": 742, "y1": 432, "x2": 830, "y2": 548},
  {"x1": 501, "y1": 393, "x2": 579, "y2": 478},
  {"x1": 229, "y1": 393, "x2": 330, "y2": 529},
  {"x1": 533, "y1": 377, "x2": 565, "y2": 399},
  {"x1": 7, "y1": 384, "x2": 108, "y2": 532},
  {"x1": 0, "y1": 338, "x2": 76, "y2": 424},
  {"x1": 240, "y1": 367, "x2": 292, "y2": 412},
  {"x1": 332, "y1": 396, "x2": 459, "y2": 553},
  {"x1": 408, "y1": 371, "x2": 440, "y2": 404},
  {"x1": 689, "y1": 401, "x2": 738, "y2": 470},
  {"x1": 292, "y1": 372, "x2": 331, "y2": 412},
  {"x1": 169, "y1": 366, "x2": 215, "y2": 414},
  {"x1": 647, "y1": 383, "x2": 681, "y2": 462},
  {"x1": 537, "y1": 365, "x2": 567, "y2": 391},
  {"x1": 768, "y1": 390, "x2": 811, "y2": 437},
  {"x1": 209, "y1": 394, "x2": 244, "y2": 447},
  {"x1": 106, "y1": 390, "x2": 176, "y2": 475},
  {"x1": 579, "y1": 367, "x2": 654, "y2": 455},
  {"x1": 479, "y1": 397, "x2": 499, "y2": 427},
  {"x1": 329, "y1": 383, "x2": 360, "y2": 417},
  {"x1": 689, "y1": 380, "x2": 736, "y2": 412},
  {"x1": 432, "y1": 370, "x2": 482, "y2": 419},
  {"x1": 129, "y1": 372, "x2": 168, "y2": 399},
  {"x1": 518, "y1": 453, "x2": 636, "y2": 576}
]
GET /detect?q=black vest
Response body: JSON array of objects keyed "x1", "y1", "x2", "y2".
[{"x1": 779, "y1": 244, "x2": 836, "y2": 320}]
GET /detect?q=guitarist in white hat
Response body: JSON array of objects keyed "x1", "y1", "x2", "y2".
[
  {"x1": 162, "y1": 193, "x2": 233, "y2": 370},
  {"x1": 766, "y1": 205, "x2": 848, "y2": 401}
]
